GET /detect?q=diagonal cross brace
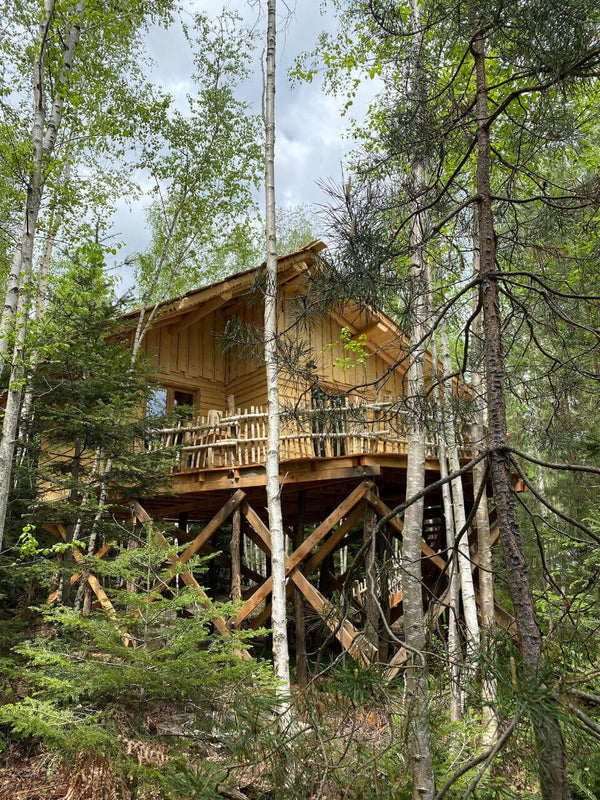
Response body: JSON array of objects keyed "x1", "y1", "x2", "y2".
[
  {"x1": 232, "y1": 481, "x2": 372, "y2": 627},
  {"x1": 130, "y1": 499, "x2": 251, "y2": 658},
  {"x1": 233, "y1": 487, "x2": 377, "y2": 667}
]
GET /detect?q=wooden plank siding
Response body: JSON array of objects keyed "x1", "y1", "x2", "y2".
[
  {"x1": 125, "y1": 243, "x2": 457, "y2": 470},
  {"x1": 140, "y1": 309, "x2": 228, "y2": 416}
]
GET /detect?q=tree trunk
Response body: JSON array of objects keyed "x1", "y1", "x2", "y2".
[
  {"x1": 439, "y1": 327, "x2": 481, "y2": 671},
  {"x1": 472, "y1": 25, "x2": 567, "y2": 799},
  {"x1": 430, "y1": 327, "x2": 462, "y2": 722},
  {"x1": 469, "y1": 238, "x2": 497, "y2": 743},
  {"x1": 74, "y1": 457, "x2": 112, "y2": 612},
  {"x1": 0, "y1": 0, "x2": 85, "y2": 548},
  {"x1": 0, "y1": 283, "x2": 35, "y2": 550},
  {"x1": 403, "y1": 156, "x2": 436, "y2": 800},
  {"x1": 263, "y1": 0, "x2": 291, "y2": 710},
  {"x1": 0, "y1": 0, "x2": 84, "y2": 361},
  {"x1": 16, "y1": 173, "x2": 70, "y2": 480},
  {"x1": 363, "y1": 504, "x2": 380, "y2": 648},
  {"x1": 401, "y1": 0, "x2": 436, "y2": 793}
]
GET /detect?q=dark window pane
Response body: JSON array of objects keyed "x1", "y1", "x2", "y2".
[{"x1": 174, "y1": 390, "x2": 194, "y2": 409}]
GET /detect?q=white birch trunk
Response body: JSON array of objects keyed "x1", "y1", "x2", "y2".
[
  {"x1": 403, "y1": 173, "x2": 435, "y2": 797},
  {"x1": 0, "y1": 2, "x2": 86, "y2": 547},
  {"x1": 469, "y1": 238, "x2": 497, "y2": 742},
  {"x1": 428, "y1": 321, "x2": 462, "y2": 722},
  {"x1": 263, "y1": 0, "x2": 291, "y2": 709},
  {"x1": 401, "y1": 1, "x2": 435, "y2": 793},
  {"x1": 0, "y1": 274, "x2": 36, "y2": 550},
  {"x1": 16, "y1": 170, "x2": 71, "y2": 473},
  {"x1": 0, "y1": 0, "x2": 85, "y2": 361},
  {"x1": 439, "y1": 327, "x2": 481, "y2": 672}
]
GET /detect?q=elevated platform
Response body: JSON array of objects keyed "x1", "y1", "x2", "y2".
[{"x1": 46, "y1": 399, "x2": 516, "y2": 673}]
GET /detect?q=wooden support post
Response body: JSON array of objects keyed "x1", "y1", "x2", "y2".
[
  {"x1": 251, "y1": 501, "x2": 367, "y2": 631},
  {"x1": 237, "y1": 497, "x2": 376, "y2": 667},
  {"x1": 294, "y1": 491, "x2": 308, "y2": 688},
  {"x1": 234, "y1": 483, "x2": 371, "y2": 627},
  {"x1": 231, "y1": 506, "x2": 242, "y2": 603},
  {"x1": 130, "y1": 500, "x2": 251, "y2": 660},
  {"x1": 378, "y1": 526, "x2": 391, "y2": 663},
  {"x1": 81, "y1": 584, "x2": 93, "y2": 617},
  {"x1": 363, "y1": 504, "x2": 379, "y2": 648},
  {"x1": 365, "y1": 490, "x2": 448, "y2": 574}
]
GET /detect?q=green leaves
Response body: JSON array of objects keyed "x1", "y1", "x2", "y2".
[{"x1": 133, "y1": 10, "x2": 262, "y2": 302}]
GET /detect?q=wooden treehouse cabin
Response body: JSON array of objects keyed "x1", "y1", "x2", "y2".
[{"x1": 49, "y1": 240, "x2": 515, "y2": 672}]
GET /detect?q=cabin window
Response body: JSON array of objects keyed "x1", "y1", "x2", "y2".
[
  {"x1": 147, "y1": 387, "x2": 168, "y2": 416},
  {"x1": 147, "y1": 386, "x2": 198, "y2": 417},
  {"x1": 173, "y1": 390, "x2": 194, "y2": 410}
]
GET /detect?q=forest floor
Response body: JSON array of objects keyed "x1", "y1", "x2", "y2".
[{"x1": 0, "y1": 690, "x2": 393, "y2": 800}]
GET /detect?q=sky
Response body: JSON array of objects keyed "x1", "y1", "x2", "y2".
[{"x1": 109, "y1": 1, "x2": 379, "y2": 284}]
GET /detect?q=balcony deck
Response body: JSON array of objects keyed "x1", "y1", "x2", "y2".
[
  {"x1": 149, "y1": 398, "x2": 470, "y2": 471},
  {"x1": 142, "y1": 399, "x2": 474, "y2": 523}
]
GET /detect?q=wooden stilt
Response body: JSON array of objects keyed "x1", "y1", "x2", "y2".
[
  {"x1": 378, "y1": 527, "x2": 391, "y2": 663},
  {"x1": 294, "y1": 491, "x2": 308, "y2": 688},
  {"x1": 81, "y1": 584, "x2": 93, "y2": 617},
  {"x1": 251, "y1": 501, "x2": 367, "y2": 630},
  {"x1": 363, "y1": 504, "x2": 379, "y2": 648},
  {"x1": 130, "y1": 501, "x2": 251, "y2": 659},
  {"x1": 231, "y1": 506, "x2": 242, "y2": 602},
  {"x1": 234, "y1": 483, "x2": 370, "y2": 626},
  {"x1": 237, "y1": 496, "x2": 376, "y2": 667}
]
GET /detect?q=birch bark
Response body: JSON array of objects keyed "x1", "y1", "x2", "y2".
[
  {"x1": 439, "y1": 327, "x2": 480, "y2": 668},
  {"x1": 0, "y1": 0, "x2": 85, "y2": 361},
  {"x1": 429, "y1": 326, "x2": 462, "y2": 722},
  {"x1": 469, "y1": 238, "x2": 497, "y2": 743},
  {"x1": 0, "y1": 0, "x2": 85, "y2": 550},
  {"x1": 401, "y1": 1, "x2": 435, "y2": 794},
  {"x1": 263, "y1": 0, "x2": 291, "y2": 709}
]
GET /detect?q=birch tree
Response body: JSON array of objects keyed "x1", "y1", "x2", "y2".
[
  {"x1": 439, "y1": 327, "x2": 480, "y2": 673},
  {"x1": 0, "y1": 0, "x2": 174, "y2": 551},
  {"x1": 263, "y1": 0, "x2": 291, "y2": 710},
  {"x1": 396, "y1": 0, "x2": 435, "y2": 794},
  {"x1": 469, "y1": 237, "x2": 497, "y2": 743}
]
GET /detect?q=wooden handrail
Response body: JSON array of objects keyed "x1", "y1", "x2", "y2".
[{"x1": 144, "y1": 398, "x2": 471, "y2": 472}]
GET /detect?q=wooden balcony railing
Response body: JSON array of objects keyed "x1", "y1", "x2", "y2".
[{"x1": 146, "y1": 398, "x2": 466, "y2": 473}]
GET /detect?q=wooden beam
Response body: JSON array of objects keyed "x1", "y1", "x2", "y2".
[
  {"x1": 131, "y1": 501, "x2": 251, "y2": 658},
  {"x1": 365, "y1": 490, "x2": 448, "y2": 574},
  {"x1": 281, "y1": 481, "x2": 371, "y2": 576},
  {"x1": 291, "y1": 570, "x2": 376, "y2": 668},
  {"x1": 121, "y1": 240, "x2": 325, "y2": 332},
  {"x1": 303, "y1": 501, "x2": 366, "y2": 577},
  {"x1": 329, "y1": 308, "x2": 398, "y2": 368},
  {"x1": 236, "y1": 498, "x2": 376, "y2": 667},
  {"x1": 251, "y1": 501, "x2": 367, "y2": 630},
  {"x1": 168, "y1": 463, "x2": 380, "y2": 494},
  {"x1": 234, "y1": 483, "x2": 370, "y2": 626},
  {"x1": 132, "y1": 490, "x2": 245, "y2": 587},
  {"x1": 166, "y1": 294, "x2": 230, "y2": 336},
  {"x1": 47, "y1": 541, "x2": 115, "y2": 604}
]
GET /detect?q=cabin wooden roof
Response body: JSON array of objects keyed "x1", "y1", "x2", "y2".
[
  {"x1": 124, "y1": 240, "x2": 414, "y2": 358},
  {"x1": 122, "y1": 239, "x2": 325, "y2": 326},
  {"x1": 122, "y1": 239, "x2": 463, "y2": 391}
]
